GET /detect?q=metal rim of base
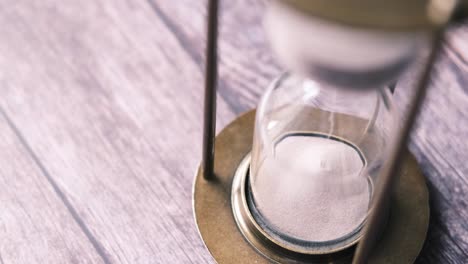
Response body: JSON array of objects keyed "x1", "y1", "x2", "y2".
[{"x1": 231, "y1": 154, "x2": 357, "y2": 263}]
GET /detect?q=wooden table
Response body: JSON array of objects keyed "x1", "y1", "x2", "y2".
[{"x1": 0, "y1": 1, "x2": 466, "y2": 263}]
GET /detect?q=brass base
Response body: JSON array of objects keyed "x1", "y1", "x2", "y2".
[{"x1": 193, "y1": 110, "x2": 429, "y2": 264}]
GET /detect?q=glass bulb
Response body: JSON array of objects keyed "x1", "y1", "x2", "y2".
[
  {"x1": 249, "y1": 72, "x2": 398, "y2": 251},
  {"x1": 265, "y1": 0, "x2": 429, "y2": 89}
]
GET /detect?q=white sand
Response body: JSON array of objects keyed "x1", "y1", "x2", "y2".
[{"x1": 251, "y1": 135, "x2": 370, "y2": 242}]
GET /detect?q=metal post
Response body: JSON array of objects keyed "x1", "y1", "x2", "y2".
[
  {"x1": 202, "y1": 0, "x2": 219, "y2": 181},
  {"x1": 352, "y1": 26, "x2": 448, "y2": 264}
]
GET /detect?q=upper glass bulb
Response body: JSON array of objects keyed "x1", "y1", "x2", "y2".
[{"x1": 265, "y1": 0, "x2": 428, "y2": 90}]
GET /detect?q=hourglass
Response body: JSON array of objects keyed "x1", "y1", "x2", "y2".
[{"x1": 194, "y1": 0, "x2": 465, "y2": 263}]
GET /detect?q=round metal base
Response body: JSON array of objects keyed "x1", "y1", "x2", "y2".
[{"x1": 193, "y1": 110, "x2": 429, "y2": 264}]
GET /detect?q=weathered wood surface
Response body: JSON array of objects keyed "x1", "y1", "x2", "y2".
[
  {"x1": 0, "y1": 112, "x2": 103, "y2": 263},
  {"x1": 0, "y1": 0, "x2": 466, "y2": 263}
]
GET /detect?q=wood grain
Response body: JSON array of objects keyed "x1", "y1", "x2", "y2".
[
  {"x1": 401, "y1": 52, "x2": 468, "y2": 263},
  {"x1": 0, "y1": 0, "x2": 234, "y2": 263},
  {"x1": 0, "y1": 112, "x2": 103, "y2": 263},
  {"x1": 0, "y1": 0, "x2": 466, "y2": 263},
  {"x1": 148, "y1": 0, "x2": 279, "y2": 113}
]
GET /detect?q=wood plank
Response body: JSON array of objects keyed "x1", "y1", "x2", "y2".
[
  {"x1": 0, "y1": 0, "x2": 235, "y2": 263},
  {"x1": 445, "y1": 23, "x2": 468, "y2": 68},
  {"x1": 0, "y1": 111, "x2": 103, "y2": 263},
  {"x1": 147, "y1": 0, "x2": 279, "y2": 113}
]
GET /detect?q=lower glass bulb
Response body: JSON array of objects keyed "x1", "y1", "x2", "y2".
[{"x1": 249, "y1": 72, "x2": 397, "y2": 250}]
